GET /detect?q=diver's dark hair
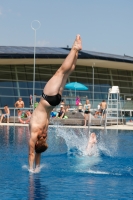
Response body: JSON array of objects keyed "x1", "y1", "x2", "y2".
[{"x1": 35, "y1": 139, "x2": 48, "y2": 153}]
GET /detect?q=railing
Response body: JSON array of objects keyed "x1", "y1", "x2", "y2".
[
  {"x1": 0, "y1": 102, "x2": 133, "y2": 125},
  {"x1": 0, "y1": 107, "x2": 33, "y2": 124}
]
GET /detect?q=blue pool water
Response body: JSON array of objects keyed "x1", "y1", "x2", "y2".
[{"x1": 0, "y1": 126, "x2": 133, "y2": 200}]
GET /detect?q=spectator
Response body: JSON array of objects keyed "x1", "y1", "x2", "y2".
[
  {"x1": 14, "y1": 97, "x2": 25, "y2": 108},
  {"x1": 65, "y1": 105, "x2": 70, "y2": 112},
  {"x1": 50, "y1": 109, "x2": 58, "y2": 118},
  {"x1": 60, "y1": 99, "x2": 65, "y2": 107},
  {"x1": 0, "y1": 109, "x2": 2, "y2": 117},
  {"x1": 100, "y1": 100, "x2": 107, "y2": 118},
  {"x1": 78, "y1": 101, "x2": 83, "y2": 112},
  {"x1": 58, "y1": 105, "x2": 66, "y2": 118},
  {"x1": 83, "y1": 99, "x2": 91, "y2": 126},
  {"x1": 97, "y1": 103, "x2": 101, "y2": 112},
  {"x1": 29, "y1": 95, "x2": 33, "y2": 107},
  {"x1": 76, "y1": 96, "x2": 80, "y2": 106},
  {"x1": 0, "y1": 105, "x2": 10, "y2": 123}
]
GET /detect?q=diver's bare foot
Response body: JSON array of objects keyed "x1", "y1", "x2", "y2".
[{"x1": 72, "y1": 34, "x2": 82, "y2": 51}]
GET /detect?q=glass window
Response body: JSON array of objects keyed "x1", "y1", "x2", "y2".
[
  {"x1": 87, "y1": 93, "x2": 92, "y2": 99},
  {"x1": 87, "y1": 73, "x2": 93, "y2": 78},
  {"x1": 35, "y1": 81, "x2": 41, "y2": 88},
  {"x1": 86, "y1": 67, "x2": 93, "y2": 73},
  {"x1": 111, "y1": 69, "x2": 118, "y2": 75},
  {"x1": 27, "y1": 81, "x2": 33, "y2": 88},
  {"x1": 97, "y1": 68, "x2": 108, "y2": 73},
  {"x1": 99, "y1": 80, "x2": 111, "y2": 85},
  {"x1": 20, "y1": 89, "x2": 29, "y2": 96},
  {"x1": 0, "y1": 97, "x2": 15, "y2": 107},
  {"x1": 40, "y1": 75, "x2": 52, "y2": 82},
  {"x1": 119, "y1": 81, "x2": 130, "y2": 87},
  {"x1": 0, "y1": 72, "x2": 12, "y2": 79},
  {"x1": 35, "y1": 89, "x2": 42, "y2": 96},
  {"x1": 101, "y1": 86, "x2": 110, "y2": 93},
  {"x1": 38, "y1": 66, "x2": 52, "y2": 74},
  {"x1": 120, "y1": 88, "x2": 130, "y2": 93},
  {"x1": 13, "y1": 89, "x2": 19, "y2": 96},
  {"x1": 101, "y1": 94, "x2": 108, "y2": 100},
  {"x1": 94, "y1": 85, "x2": 101, "y2": 92},
  {"x1": 75, "y1": 66, "x2": 87, "y2": 72},
  {"x1": 113, "y1": 81, "x2": 119, "y2": 85},
  {"x1": 75, "y1": 72, "x2": 87, "y2": 78},
  {"x1": 94, "y1": 93, "x2": 102, "y2": 99},
  {"x1": 28, "y1": 89, "x2": 33, "y2": 96},
  {"x1": 0, "y1": 88, "x2": 14, "y2": 96},
  {"x1": 0, "y1": 81, "x2": 13, "y2": 87},
  {"x1": 17, "y1": 73, "x2": 27, "y2": 80},
  {"x1": 16, "y1": 66, "x2": 25, "y2": 72},
  {"x1": 13, "y1": 82, "x2": 17, "y2": 87},
  {"x1": 41, "y1": 82, "x2": 46, "y2": 89},
  {"x1": 117, "y1": 70, "x2": 127, "y2": 76},
  {"x1": 0, "y1": 66, "x2": 11, "y2": 71},
  {"x1": 19, "y1": 81, "x2": 27, "y2": 88},
  {"x1": 69, "y1": 77, "x2": 77, "y2": 82},
  {"x1": 94, "y1": 74, "x2": 99, "y2": 78},
  {"x1": 99, "y1": 74, "x2": 110, "y2": 79}
]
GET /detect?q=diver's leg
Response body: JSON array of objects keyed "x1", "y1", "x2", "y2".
[
  {"x1": 43, "y1": 35, "x2": 82, "y2": 96},
  {"x1": 59, "y1": 51, "x2": 78, "y2": 95},
  {"x1": 35, "y1": 153, "x2": 41, "y2": 168}
]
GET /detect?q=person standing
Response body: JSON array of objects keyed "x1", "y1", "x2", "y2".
[
  {"x1": 83, "y1": 99, "x2": 91, "y2": 126},
  {"x1": 14, "y1": 97, "x2": 25, "y2": 108},
  {"x1": 0, "y1": 105, "x2": 10, "y2": 123},
  {"x1": 100, "y1": 100, "x2": 107, "y2": 118},
  {"x1": 78, "y1": 101, "x2": 83, "y2": 112}
]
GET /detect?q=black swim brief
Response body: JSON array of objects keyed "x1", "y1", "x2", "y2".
[
  {"x1": 84, "y1": 111, "x2": 90, "y2": 114},
  {"x1": 101, "y1": 109, "x2": 106, "y2": 114},
  {"x1": 42, "y1": 92, "x2": 61, "y2": 106}
]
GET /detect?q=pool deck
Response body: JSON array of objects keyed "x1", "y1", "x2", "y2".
[{"x1": 0, "y1": 123, "x2": 133, "y2": 130}]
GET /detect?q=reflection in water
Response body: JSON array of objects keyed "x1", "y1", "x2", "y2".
[
  {"x1": 4, "y1": 126, "x2": 10, "y2": 145},
  {"x1": 28, "y1": 174, "x2": 48, "y2": 200}
]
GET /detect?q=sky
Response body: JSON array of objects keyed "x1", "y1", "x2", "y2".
[{"x1": 0, "y1": 0, "x2": 133, "y2": 56}]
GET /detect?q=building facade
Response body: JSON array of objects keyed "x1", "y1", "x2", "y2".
[{"x1": 0, "y1": 46, "x2": 133, "y2": 109}]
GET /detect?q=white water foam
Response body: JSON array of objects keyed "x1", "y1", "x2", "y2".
[
  {"x1": 22, "y1": 164, "x2": 46, "y2": 173},
  {"x1": 97, "y1": 130, "x2": 119, "y2": 157}
]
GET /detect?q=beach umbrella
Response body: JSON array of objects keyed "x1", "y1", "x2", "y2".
[{"x1": 65, "y1": 82, "x2": 88, "y2": 96}]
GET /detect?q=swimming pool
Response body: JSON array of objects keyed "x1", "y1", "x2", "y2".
[{"x1": 0, "y1": 125, "x2": 133, "y2": 200}]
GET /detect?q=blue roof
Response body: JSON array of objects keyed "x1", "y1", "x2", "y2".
[{"x1": 0, "y1": 46, "x2": 133, "y2": 63}]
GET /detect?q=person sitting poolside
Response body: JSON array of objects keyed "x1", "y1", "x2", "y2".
[
  {"x1": 58, "y1": 105, "x2": 66, "y2": 119},
  {"x1": 18, "y1": 109, "x2": 32, "y2": 124},
  {"x1": 0, "y1": 105, "x2": 10, "y2": 123},
  {"x1": 28, "y1": 34, "x2": 82, "y2": 171},
  {"x1": 50, "y1": 109, "x2": 58, "y2": 118}
]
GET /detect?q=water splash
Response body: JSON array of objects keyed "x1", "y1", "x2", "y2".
[
  {"x1": 22, "y1": 164, "x2": 46, "y2": 173},
  {"x1": 98, "y1": 129, "x2": 119, "y2": 157},
  {"x1": 55, "y1": 126, "x2": 100, "y2": 157}
]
